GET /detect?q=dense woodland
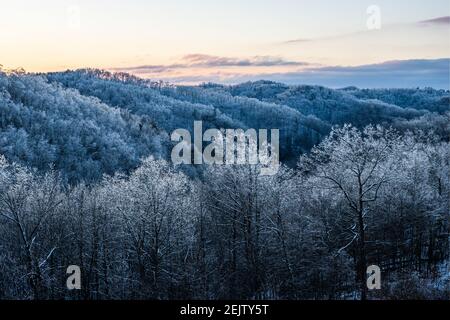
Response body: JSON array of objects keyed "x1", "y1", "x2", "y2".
[{"x1": 0, "y1": 68, "x2": 449, "y2": 299}]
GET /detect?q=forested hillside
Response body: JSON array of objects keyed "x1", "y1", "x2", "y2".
[
  {"x1": 1, "y1": 69, "x2": 448, "y2": 181},
  {"x1": 0, "y1": 69, "x2": 449, "y2": 300}
]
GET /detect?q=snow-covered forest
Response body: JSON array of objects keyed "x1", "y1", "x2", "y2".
[{"x1": 0, "y1": 68, "x2": 449, "y2": 300}]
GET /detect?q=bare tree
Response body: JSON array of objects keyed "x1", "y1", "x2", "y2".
[{"x1": 299, "y1": 125, "x2": 401, "y2": 300}]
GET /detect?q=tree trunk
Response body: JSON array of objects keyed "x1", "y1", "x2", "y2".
[{"x1": 357, "y1": 208, "x2": 367, "y2": 300}]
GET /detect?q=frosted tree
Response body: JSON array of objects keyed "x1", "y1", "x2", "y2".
[
  {"x1": 299, "y1": 125, "x2": 402, "y2": 300},
  {"x1": 0, "y1": 157, "x2": 63, "y2": 299},
  {"x1": 109, "y1": 157, "x2": 194, "y2": 298}
]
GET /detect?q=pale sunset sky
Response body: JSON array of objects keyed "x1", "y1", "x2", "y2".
[{"x1": 1, "y1": 0, "x2": 449, "y2": 87}]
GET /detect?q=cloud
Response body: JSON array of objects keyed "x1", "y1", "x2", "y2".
[
  {"x1": 308, "y1": 59, "x2": 449, "y2": 74},
  {"x1": 183, "y1": 54, "x2": 308, "y2": 67},
  {"x1": 419, "y1": 16, "x2": 450, "y2": 26},
  {"x1": 283, "y1": 16, "x2": 450, "y2": 45},
  {"x1": 112, "y1": 54, "x2": 309, "y2": 74},
  {"x1": 283, "y1": 38, "x2": 312, "y2": 44},
  {"x1": 281, "y1": 31, "x2": 365, "y2": 45},
  {"x1": 114, "y1": 64, "x2": 185, "y2": 74},
  {"x1": 263, "y1": 58, "x2": 450, "y2": 89},
  {"x1": 153, "y1": 59, "x2": 450, "y2": 89}
]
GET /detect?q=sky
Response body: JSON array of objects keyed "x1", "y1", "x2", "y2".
[{"x1": 1, "y1": 0, "x2": 449, "y2": 88}]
